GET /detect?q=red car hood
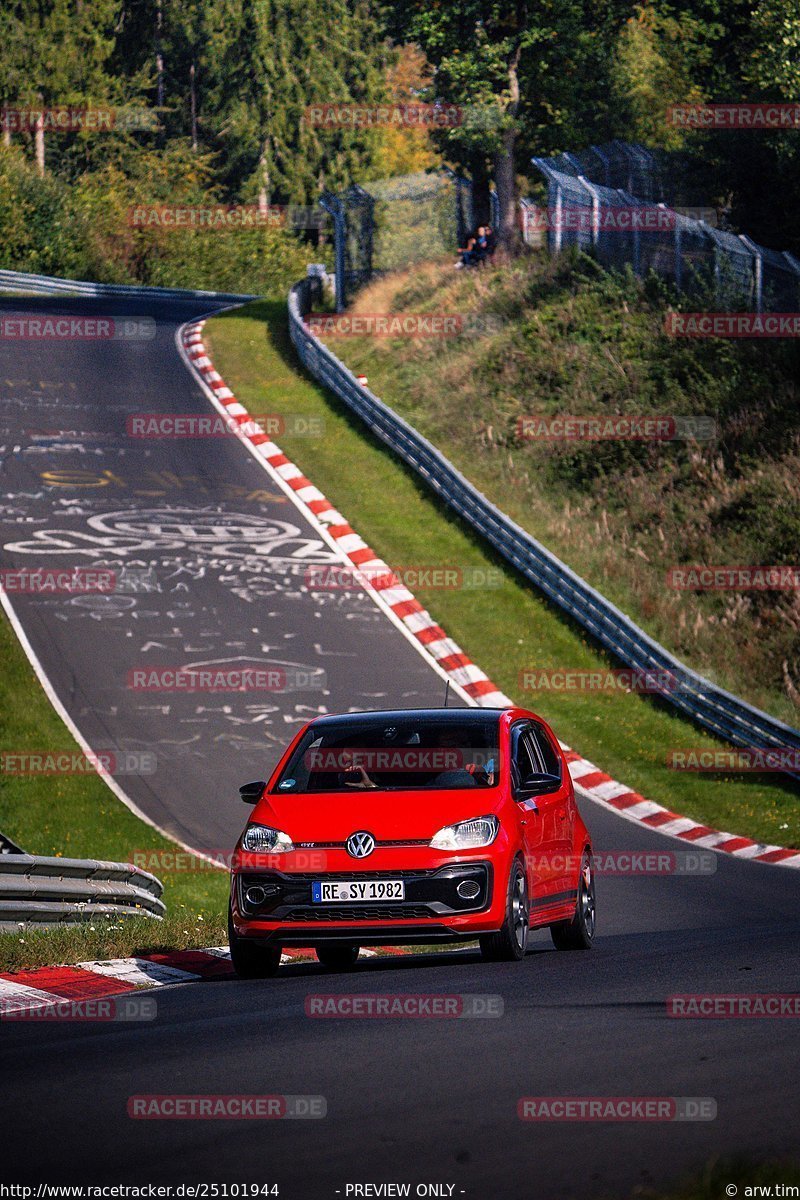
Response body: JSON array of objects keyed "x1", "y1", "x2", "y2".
[{"x1": 251, "y1": 788, "x2": 502, "y2": 843}]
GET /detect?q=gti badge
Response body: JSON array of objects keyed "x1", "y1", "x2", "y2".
[{"x1": 346, "y1": 831, "x2": 376, "y2": 859}]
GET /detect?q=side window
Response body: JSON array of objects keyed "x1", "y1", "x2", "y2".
[
  {"x1": 530, "y1": 722, "x2": 562, "y2": 779},
  {"x1": 511, "y1": 723, "x2": 536, "y2": 789}
]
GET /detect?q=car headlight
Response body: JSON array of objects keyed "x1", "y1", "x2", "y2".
[
  {"x1": 430, "y1": 814, "x2": 499, "y2": 850},
  {"x1": 241, "y1": 824, "x2": 294, "y2": 854}
]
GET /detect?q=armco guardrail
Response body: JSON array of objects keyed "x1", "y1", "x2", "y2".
[
  {"x1": 289, "y1": 273, "x2": 800, "y2": 781},
  {"x1": 0, "y1": 855, "x2": 164, "y2": 931},
  {"x1": 0, "y1": 266, "x2": 255, "y2": 303}
]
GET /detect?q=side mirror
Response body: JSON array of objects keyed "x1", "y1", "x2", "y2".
[
  {"x1": 516, "y1": 772, "x2": 562, "y2": 799},
  {"x1": 239, "y1": 780, "x2": 266, "y2": 804}
]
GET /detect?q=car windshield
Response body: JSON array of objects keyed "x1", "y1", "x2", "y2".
[{"x1": 272, "y1": 715, "x2": 501, "y2": 794}]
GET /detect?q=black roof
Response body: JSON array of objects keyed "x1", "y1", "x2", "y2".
[{"x1": 309, "y1": 708, "x2": 504, "y2": 730}]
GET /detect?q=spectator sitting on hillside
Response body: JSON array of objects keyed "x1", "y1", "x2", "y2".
[
  {"x1": 473, "y1": 225, "x2": 490, "y2": 261},
  {"x1": 455, "y1": 231, "x2": 477, "y2": 269},
  {"x1": 455, "y1": 225, "x2": 495, "y2": 269}
]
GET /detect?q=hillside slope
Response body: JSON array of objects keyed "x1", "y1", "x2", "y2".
[{"x1": 321, "y1": 253, "x2": 800, "y2": 729}]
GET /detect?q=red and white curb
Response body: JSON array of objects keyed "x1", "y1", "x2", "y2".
[
  {"x1": 0, "y1": 946, "x2": 407, "y2": 1015},
  {"x1": 180, "y1": 318, "x2": 800, "y2": 872}
]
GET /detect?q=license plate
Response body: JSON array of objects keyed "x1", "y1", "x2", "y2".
[{"x1": 311, "y1": 879, "x2": 405, "y2": 903}]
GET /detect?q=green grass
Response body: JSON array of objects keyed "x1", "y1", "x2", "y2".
[
  {"x1": 2, "y1": 284, "x2": 798, "y2": 972},
  {"x1": 0, "y1": 606, "x2": 228, "y2": 971},
  {"x1": 203, "y1": 298, "x2": 800, "y2": 849},
  {"x1": 324, "y1": 254, "x2": 800, "y2": 729}
]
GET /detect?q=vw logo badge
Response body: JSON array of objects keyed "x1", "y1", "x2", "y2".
[{"x1": 346, "y1": 831, "x2": 375, "y2": 859}]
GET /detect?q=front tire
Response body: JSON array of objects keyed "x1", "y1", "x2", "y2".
[
  {"x1": 316, "y1": 943, "x2": 360, "y2": 970},
  {"x1": 228, "y1": 905, "x2": 281, "y2": 978},
  {"x1": 550, "y1": 851, "x2": 595, "y2": 950},
  {"x1": 480, "y1": 859, "x2": 529, "y2": 962}
]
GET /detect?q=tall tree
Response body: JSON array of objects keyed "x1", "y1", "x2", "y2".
[
  {"x1": 0, "y1": 0, "x2": 123, "y2": 175},
  {"x1": 194, "y1": 0, "x2": 387, "y2": 204}
]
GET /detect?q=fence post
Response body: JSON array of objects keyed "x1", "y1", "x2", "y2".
[
  {"x1": 577, "y1": 175, "x2": 600, "y2": 247},
  {"x1": 446, "y1": 168, "x2": 472, "y2": 249},
  {"x1": 698, "y1": 221, "x2": 720, "y2": 303},
  {"x1": 319, "y1": 192, "x2": 346, "y2": 312},
  {"x1": 738, "y1": 235, "x2": 762, "y2": 312},
  {"x1": 783, "y1": 251, "x2": 800, "y2": 308},
  {"x1": 590, "y1": 144, "x2": 612, "y2": 188},
  {"x1": 621, "y1": 190, "x2": 641, "y2": 275},
  {"x1": 489, "y1": 187, "x2": 500, "y2": 229},
  {"x1": 671, "y1": 208, "x2": 682, "y2": 292},
  {"x1": 553, "y1": 180, "x2": 563, "y2": 254}
]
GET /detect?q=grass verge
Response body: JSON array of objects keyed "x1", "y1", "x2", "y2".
[
  {"x1": 326, "y1": 254, "x2": 800, "y2": 729},
  {"x1": 0, "y1": 607, "x2": 228, "y2": 971},
  {"x1": 203, "y1": 299, "x2": 800, "y2": 849}
]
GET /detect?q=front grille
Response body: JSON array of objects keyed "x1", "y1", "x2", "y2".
[
  {"x1": 296, "y1": 841, "x2": 429, "y2": 850},
  {"x1": 282, "y1": 905, "x2": 433, "y2": 922},
  {"x1": 285, "y1": 870, "x2": 425, "y2": 882}
]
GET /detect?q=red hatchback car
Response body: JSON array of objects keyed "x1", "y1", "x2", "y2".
[{"x1": 228, "y1": 707, "x2": 595, "y2": 977}]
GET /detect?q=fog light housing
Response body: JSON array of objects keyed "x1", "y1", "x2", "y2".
[{"x1": 456, "y1": 879, "x2": 481, "y2": 901}]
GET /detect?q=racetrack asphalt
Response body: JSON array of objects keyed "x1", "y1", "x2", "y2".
[
  {"x1": 0, "y1": 294, "x2": 463, "y2": 853},
  {"x1": 0, "y1": 294, "x2": 798, "y2": 1198}
]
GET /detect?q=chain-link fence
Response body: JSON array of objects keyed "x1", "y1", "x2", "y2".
[
  {"x1": 544, "y1": 141, "x2": 667, "y2": 203},
  {"x1": 320, "y1": 170, "x2": 491, "y2": 310},
  {"x1": 531, "y1": 148, "x2": 800, "y2": 312}
]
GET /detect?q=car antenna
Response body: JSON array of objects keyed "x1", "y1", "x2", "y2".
[{"x1": 443, "y1": 679, "x2": 450, "y2": 707}]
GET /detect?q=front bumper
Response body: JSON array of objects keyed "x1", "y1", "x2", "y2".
[{"x1": 231, "y1": 858, "x2": 501, "y2": 946}]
